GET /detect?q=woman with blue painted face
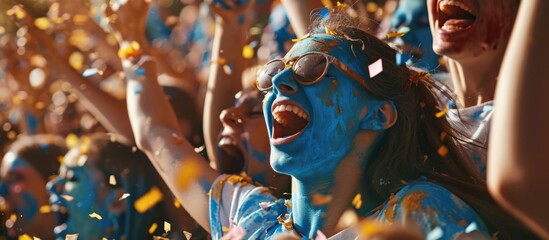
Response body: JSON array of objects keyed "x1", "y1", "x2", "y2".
[
  {"x1": 0, "y1": 134, "x2": 66, "y2": 239},
  {"x1": 125, "y1": 9, "x2": 533, "y2": 240}
]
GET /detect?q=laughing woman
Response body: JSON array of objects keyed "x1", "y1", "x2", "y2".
[{"x1": 125, "y1": 8, "x2": 532, "y2": 240}]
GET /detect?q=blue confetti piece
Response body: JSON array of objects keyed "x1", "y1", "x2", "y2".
[
  {"x1": 134, "y1": 83, "x2": 142, "y2": 94},
  {"x1": 82, "y1": 68, "x2": 99, "y2": 77},
  {"x1": 135, "y1": 67, "x2": 146, "y2": 76}
]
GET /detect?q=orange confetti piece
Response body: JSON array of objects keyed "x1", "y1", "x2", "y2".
[
  {"x1": 134, "y1": 186, "x2": 163, "y2": 213},
  {"x1": 435, "y1": 106, "x2": 449, "y2": 118},
  {"x1": 242, "y1": 45, "x2": 254, "y2": 59},
  {"x1": 149, "y1": 223, "x2": 158, "y2": 234},
  {"x1": 440, "y1": 131, "x2": 447, "y2": 141},
  {"x1": 176, "y1": 161, "x2": 201, "y2": 190},
  {"x1": 366, "y1": 2, "x2": 378, "y2": 12},
  {"x1": 438, "y1": 145, "x2": 449, "y2": 157},
  {"x1": 352, "y1": 193, "x2": 363, "y2": 209},
  {"x1": 173, "y1": 198, "x2": 181, "y2": 208},
  {"x1": 39, "y1": 205, "x2": 52, "y2": 213},
  {"x1": 311, "y1": 193, "x2": 333, "y2": 206},
  {"x1": 321, "y1": 0, "x2": 333, "y2": 8},
  {"x1": 386, "y1": 31, "x2": 405, "y2": 39},
  {"x1": 89, "y1": 212, "x2": 103, "y2": 220},
  {"x1": 72, "y1": 14, "x2": 88, "y2": 25}
]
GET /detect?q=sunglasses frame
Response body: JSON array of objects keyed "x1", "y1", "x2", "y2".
[{"x1": 256, "y1": 52, "x2": 373, "y2": 93}]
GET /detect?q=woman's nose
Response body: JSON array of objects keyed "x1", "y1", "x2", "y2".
[{"x1": 271, "y1": 68, "x2": 298, "y2": 95}]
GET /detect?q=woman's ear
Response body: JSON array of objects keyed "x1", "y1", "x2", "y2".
[{"x1": 359, "y1": 101, "x2": 398, "y2": 131}]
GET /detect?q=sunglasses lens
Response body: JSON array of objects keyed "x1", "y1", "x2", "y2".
[
  {"x1": 257, "y1": 60, "x2": 285, "y2": 90},
  {"x1": 293, "y1": 54, "x2": 328, "y2": 84}
]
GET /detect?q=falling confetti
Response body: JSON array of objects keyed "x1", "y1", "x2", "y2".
[
  {"x1": 29, "y1": 68, "x2": 46, "y2": 89},
  {"x1": 149, "y1": 223, "x2": 158, "y2": 234},
  {"x1": 34, "y1": 17, "x2": 51, "y2": 30},
  {"x1": 173, "y1": 198, "x2": 181, "y2": 208},
  {"x1": 426, "y1": 226, "x2": 443, "y2": 240},
  {"x1": 89, "y1": 212, "x2": 103, "y2": 220},
  {"x1": 438, "y1": 145, "x2": 449, "y2": 157},
  {"x1": 176, "y1": 160, "x2": 200, "y2": 190},
  {"x1": 68, "y1": 52, "x2": 84, "y2": 70},
  {"x1": 386, "y1": 31, "x2": 405, "y2": 39},
  {"x1": 61, "y1": 194, "x2": 74, "y2": 201},
  {"x1": 223, "y1": 65, "x2": 233, "y2": 75},
  {"x1": 311, "y1": 193, "x2": 333, "y2": 206},
  {"x1": 368, "y1": 59, "x2": 383, "y2": 78},
  {"x1": 109, "y1": 175, "x2": 117, "y2": 185},
  {"x1": 352, "y1": 193, "x2": 363, "y2": 209},
  {"x1": 435, "y1": 107, "x2": 449, "y2": 118},
  {"x1": 242, "y1": 45, "x2": 254, "y2": 59},
  {"x1": 18, "y1": 234, "x2": 32, "y2": 240},
  {"x1": 134, "y1": 186, "x2": 163, "y2": 213},
  {"x1": 183, "y1": 231, "x2": 192, "y2": 239},
  {"x1": 65, "y1": 134, "x2": 79, "y2": 148},
  {"x1": 65, "y1": 234, "x2": 79, "y2": 240},
  {"x1": 39, "y1": 205, "x2": 52, "y2": 213},
  {"x1": 164, "y1": 221, "x2": 171, "y2": 232},
  {"x1": 119, "y1": 193, "x2": 131, "y2": 200},
  {"x1": 82, "y1": 68, "x2": 100, "y2": 77}
]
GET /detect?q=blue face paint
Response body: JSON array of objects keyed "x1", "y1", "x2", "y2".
[
  {"x1": 18, "y1": 191, "x2": 39, "y2": 224},
  {"x1": 264, "y1": 35, "x2": 386, "y2": 179}
]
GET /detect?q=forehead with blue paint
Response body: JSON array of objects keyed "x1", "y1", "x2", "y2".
[{"x1": 266, "y1": 34, "x2": 383, "y2": 178}]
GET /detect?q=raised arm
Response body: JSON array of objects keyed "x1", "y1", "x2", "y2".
[
  {"x1": 119, "y1": 0, "x2": 218, "y2": 231},
  {"x1": 487, "y1": 0, "x2": 549, "y2": 238},
  {"x1": 203, "y1": 0, "x2": 253, "y2": 165}
]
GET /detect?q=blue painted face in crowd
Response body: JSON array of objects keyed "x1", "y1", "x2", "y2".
[{"x1": 261, "y1": 34, "x2": 390, "y2": 179}]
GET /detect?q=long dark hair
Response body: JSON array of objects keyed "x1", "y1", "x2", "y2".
[{"x1": 309, "y1": 12, "x2": 535, "y2": 239}]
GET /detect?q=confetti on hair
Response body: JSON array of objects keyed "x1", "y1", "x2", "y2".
[
  {"x1": 438, "y1": 145, "x2": 449, "y2": 157},
  {"x1": 352, "y1": 193, "x2": 363, "y2": 209},
  {"x1": 368, "y1": 59, "x2": 383, "y2": 78},
  {"x1": 18, "y1": 234, "x2": 32, "y2": 240},
  {"x1": 34, "y1": 17, "x2": 51, "y2": 30},
  {"x1": 164, "y1": 221, "x2": 171, "y2": 232},
  {"x1": 435, "y1": 106, "x2": 449, "y2": 118},
  {"x1": 333, "y1": 1, "x2": 348, "y2": 12},
  {"x1": 426, "y1": 226, "x2": 443, "y2": 240},
  {"x1": 291, "y1": 33, "x2": 310, "y2": 43},
  {"x1": 109, "y1": 175, "x2": 117, "y2": 185},
  {"x1": 118, "y1": 41, "x2": 142, "y2": 61},
  {"x1": 316, "y1": 230, "x2": 327, "y2": 240},
  {"x1": 119, "y1": 193, "x2": 130, "y2": 200},
  {"x1": 39, "y1": 205, "x2": 52, "y2": 214},
  {"x1": 176, "y1": 160, "x2": 201, "y2": 190},
  {"x1": 134, "y1": 186, "x2": 163, "y2": 213},
  {"x1": 223, "y1": 65, "x2": 233, "y2": 75},
  {"x1": 149, "y1": 223, "x2": 158, "y2": 234},
  {"x1": 386, "y1": 31, "x2": 406, "y2": 39},
  {"x1": 242, "y1": 45, "x2": 254, "y2": 59},
  {"x1": 325, "y1": 27, "x2": 337, "y2": 35},
  {"x1": 89, "y1": 212, "x2": 103, "y2": 220},
  {"x1": 183, "y1": 231, "x2": 193, "y2": 239},
  {"x1": 311, "y1": 193, "x2": 333, "y2": 206}
]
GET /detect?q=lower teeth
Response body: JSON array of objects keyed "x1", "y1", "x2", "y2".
[{"x1": 442, "y1": 24, "x2": 463, "y2": 31}]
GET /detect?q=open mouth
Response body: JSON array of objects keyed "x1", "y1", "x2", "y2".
[
  {"x1": 218, "y1": 136, "x2": 245, "y2": 174},
  {"x1": 271, "y1": 101, "x2": 309, "y2": 144},
  {"x1": 437, "y1": 0, "x2": 477, "y2": 33}
]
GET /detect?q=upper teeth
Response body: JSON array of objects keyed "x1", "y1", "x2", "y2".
[
  {"x1": 273, "y1": 104, "x2": 309, "y2": 126},
  {"x1": 440, "y1": 0, "x2": 474, "y2": 15},
  {"x1": 219, "y1": 137, "x2": 237, "y2": 146}
]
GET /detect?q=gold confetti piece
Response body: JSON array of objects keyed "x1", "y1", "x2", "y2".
[
  {"x1": 65, "y1": 233, "x2": 79, "y2": 240},
  {"x1": 438, "y1": 145, "x2": 449, "y2": 157},
  {"x1": 435, "y1": 106, "x2": 449, "y2": 118},
  {"x1": 153, "y1": 236, "x2": 169, "y2": 240},
  {"x1": 164, "y1": 221, "x2": 171, "y2": 232},
  {"x1": 334, "y1": 1, "x2": 348, "y2": 12},
  {"x1": 311, "y1": 193, "x2": 333, "y2": 206},
  {"x1": 366, "y1": 2, "x2": 379, "y2": 13},
  {"x1": 386, "y1": 31, "x2": 405, "y2": 39},
  {"x1": 57, "y1": 156, "x2": 65, "y2": 164},
  {"x1": 34, "y1": 17, "x2": 51, "y2": 30},
  {"x1": 352, "y1": 193, "x2": 363, "y2": 209},
  {"x1": 119, "y1": 193, "x2": 130, "y2": 200},
  {"x1": 321, "y1": 0, "x2": 333, "y2": 8},
  {"x1": 69, "y1": 52, "x2": 84, "y2": 70},
  {"x1": 61, "y1": 194, "x2": 74, "y2": 201},
  {"x1": 109, "y1": 175, "x2": 117, "y2": 185},
  {"x1": 89, "y1": 212, "x2": 103, "y2": 220},
  {"x1": 30, "y1": 55, "x2": 47, "y2": 68},
  {"x1": 325, "y1": 27, "x2": 337, "y2": 35},
  {"x1": 176, "y1": 160, "x2": 200, "y2": 190},
  {"x1": 134, "y1": 186, "x2": 163, "y2": 213},
  {"x1": 291, "y1": 33, "x2": 310, "y2": 43},
  {"x1": 72, "y1": 14, "x2": 88, "y2": 25},
  {"x1": 173, "y1": 198, "x2": 181, "y2": 208},
  {"x1": 39, "y1": 205, "x2": 52, "y2": 213},
  {"x1": 242, "y1": 45, "x2": 254, "y2": 59},
  {"x1": 10, "y1": 6, "x2": 26, "y2": 20},
  {"x1": 79, "y1": 136, "x2": 91, "y2": 154},
  {"x1": 10, "y1": 214, "x2": 17, "y2": 222},
  {"x1": 35, "y1": 101, "x2": 45, "y2": 110},
  {"x1": 222, "y1": 226, "x2": 230, "y2": 233},
  {"x1": 18, "y1": 234, "x2": 32, "y2": 240},
  {"x1": 7, "y1": 131, "x2": 17, "y2": 140},
  {"x1": 149, "y1": 223, "x2": 158, "y2": 234},
  {"x1": 183, "y1": 231, "x2": 192, "y2": 239}
]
